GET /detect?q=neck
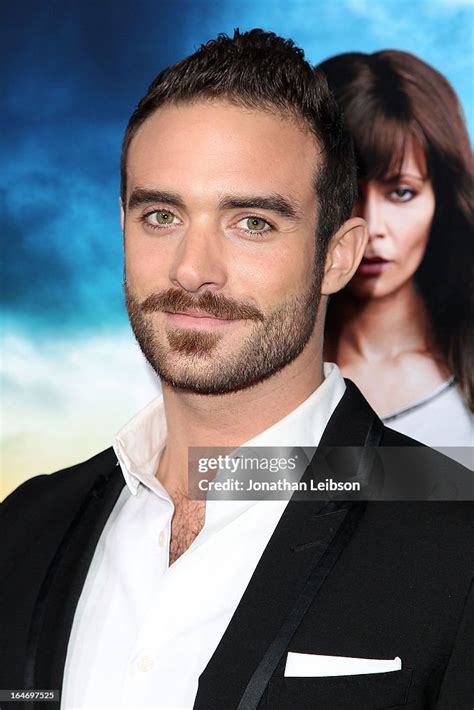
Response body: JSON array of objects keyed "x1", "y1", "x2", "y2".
[
  {"x1": 330, "y1": 280, "x2": 434, "y2": 362},
  {"x1": 157, "y1": 331, "x2": 323, "y2": 494}
]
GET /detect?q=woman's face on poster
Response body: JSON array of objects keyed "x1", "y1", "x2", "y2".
[{"x1": 348, "y1": 143, "x2": 435, "y2": 300}]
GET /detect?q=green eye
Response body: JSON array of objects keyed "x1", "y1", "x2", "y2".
[
  {"x1": 236, "y1": 216, "x2": 272, "y2": 236},
  {"x1": 142, "y1": 209, "x2": 180, "y2": 231},
  {"x1": 245, "y1": 217, "x2": 269, "y2": 231},
  {"x1": 155, "y1": 210, "x2": 175, "y2": 224}
]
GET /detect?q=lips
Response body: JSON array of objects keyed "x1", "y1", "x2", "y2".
[
  {"x1": 169, "y1": 309, "x2": 227, "y2": 319},
  {"x1": 356, "y1": 256, "x2": 391, "y2": 277},
  {"x1": 164, "y1": 309, "x2": 237, "y2": 330}
]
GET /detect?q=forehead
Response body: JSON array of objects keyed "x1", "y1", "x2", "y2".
[{"x1": 126, "y1": 100, "x2": 321, "y2": 203}]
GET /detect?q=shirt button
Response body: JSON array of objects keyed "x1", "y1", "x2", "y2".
[
  {"x1": 136, "y1": 654, "x2": 155, "y2": 673},
  {"x1": 159, "y1": 530, "x2": 166, "y2": 547}
]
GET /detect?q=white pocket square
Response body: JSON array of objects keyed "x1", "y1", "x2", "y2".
[{"x1": 285, "y1": 652, "x2": 402, "y2": 677}]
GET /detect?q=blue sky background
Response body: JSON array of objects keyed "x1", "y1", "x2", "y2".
[{"x1": 1, "y1": 0, "x2": 473, "y2": 496}]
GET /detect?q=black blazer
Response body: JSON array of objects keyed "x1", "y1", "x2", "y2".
[{"x1": 1, "y1": 382, "x2": 473, "y2": 710}]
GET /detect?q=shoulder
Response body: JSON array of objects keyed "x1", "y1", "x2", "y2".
[
  {"x1": 383, "y1": 380, "x2": 473, "y2": 448},
  {"x1": 367, "y1": 430, "x2": 472, "y2": 535},
  {"x1": 335, "y1": 380, "x2": 472, "y2": 500},
  {"x1": 0, "y1": 448, "x2": 118, "y2": 543},
  {"x1": 377, "y1": 424, "x2": 474, "y2": 502},
  {"x1": 2, "y1": 447, "x2": 118, "y2": 505}
]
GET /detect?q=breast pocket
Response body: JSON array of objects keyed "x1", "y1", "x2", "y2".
[{"x1": 266, "y1": 669, "x2": 413, "y2": 710}]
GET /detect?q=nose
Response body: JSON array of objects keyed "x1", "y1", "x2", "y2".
[
  {"x1": 355, "y1": 186, "x2": 387, "y2": 240},
  {"x1": 169, "y1": 220, "x2": 227, "y2": 293}
]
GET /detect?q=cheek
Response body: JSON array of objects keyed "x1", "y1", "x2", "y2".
[
  {"x1": 244, "y1": 240, "x2": 315, "y2": 306},
  {"x1": 381, "y1": 201, "x2": 434, "y2": 294},
  {"x1": 392, "y1": 201, "x2": 434, "y2": 270},
  {"x1": 124, "y1": 231, "x2": 172, "y2": 292}
]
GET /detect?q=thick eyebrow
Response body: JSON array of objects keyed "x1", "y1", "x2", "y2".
[
  {"x1": 127, "y1": 188, "x2": 300, "y2": 219},
  {"x1": 128, "y1": 188, "x2": 186, "y2": 211},
  {"x1": 219, "y1": 193, "x2": 300, "y2": 219}
]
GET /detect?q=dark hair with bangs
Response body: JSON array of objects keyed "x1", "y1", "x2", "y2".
[
  {"x1": 318, "y1": 50, "x2": 473, "y2": 409},
  {"x1": 120, "y1": 29, "x2": 357, "y2": 268}
]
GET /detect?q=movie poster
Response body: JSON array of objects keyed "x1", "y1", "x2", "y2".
[{"x1": 1, "y1": 0, "x2": 472, "y2": 498}]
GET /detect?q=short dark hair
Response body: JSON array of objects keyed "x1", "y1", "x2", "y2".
[{"x1": 120, "y1": 29, "x2": 357, "y2": 264}]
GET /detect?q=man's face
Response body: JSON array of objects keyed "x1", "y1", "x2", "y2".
[{"x1": 123, "y1": 100, "x2": 322, "y2": 394}]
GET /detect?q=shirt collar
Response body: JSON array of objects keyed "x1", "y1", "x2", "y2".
[
  {"x1": 113, "y1": 396, "x2": 168, "y2": 495},
  {"x1": 113, "y1": 362, "x2": 346, "y2": 495}
]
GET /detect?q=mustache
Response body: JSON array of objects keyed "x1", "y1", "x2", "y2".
[{"x1": 140, "y1": 288, "x2": 265, "y2": 321}]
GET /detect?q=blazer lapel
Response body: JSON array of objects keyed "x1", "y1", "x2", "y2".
[
  {"x1": 24, "y1": 459, "x2": 125, "y2": 697},
  {"x1": 195, "y1": 381, "x2": 383, "y2": 710}
]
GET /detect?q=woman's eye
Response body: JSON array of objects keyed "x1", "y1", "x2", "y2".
[
  {"x1": 237, "y1": 216, "x2": 272, "y2": 233},
  {"x1": 390, "y1": 187, "x2": 416, "y2": 202},
  {"x1": 144, "y1": 209, "x2": 179, "y2": 227}
]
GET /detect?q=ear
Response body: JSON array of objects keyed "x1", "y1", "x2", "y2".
[{"x1": 321, "y1": 218, "x2": 368, "y2": 295}]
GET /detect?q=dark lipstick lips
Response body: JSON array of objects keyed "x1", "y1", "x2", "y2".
[{"x1": 357, "y1": 256, "x2": 390, "y2": 276}]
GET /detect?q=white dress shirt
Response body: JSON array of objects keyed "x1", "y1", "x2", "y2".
[{"x1": 61, "y1": 363, "x2": 346, "y2": 710}]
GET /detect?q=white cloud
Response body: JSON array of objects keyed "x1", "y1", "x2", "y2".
[
  {"x1": 346, "y1": 0, "x2": 419, "y2": 38},
  {"x1": 345, "y1": 0, "x2": 471, "y2": 47},
  {"x1": 1, "y1": 328, "x2": 161, "y2": 498}
]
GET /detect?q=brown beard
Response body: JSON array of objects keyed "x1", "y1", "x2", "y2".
[
  {"x1": 125, "y1": 278, "x2": 321, "y2": 395},
  {"x1": 165, "y1": 327, "x2": 221, "y2": 357}
]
